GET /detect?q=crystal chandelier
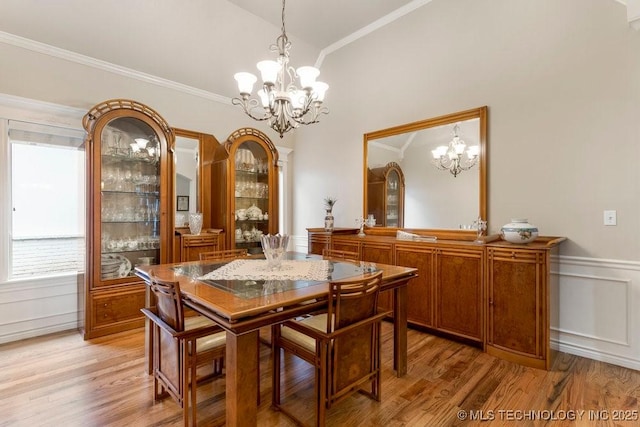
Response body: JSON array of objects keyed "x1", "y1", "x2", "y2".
[
  {"x1": 232, "y1": 0, "x2": 329, "y2": 138},
  {"x1": 431, "y1": 123, "x2": 479, "y2": 177}
]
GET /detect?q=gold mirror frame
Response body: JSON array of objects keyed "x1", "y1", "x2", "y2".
[{"x1": 363, "y1": 106, "x2": 488, "y2": 239}]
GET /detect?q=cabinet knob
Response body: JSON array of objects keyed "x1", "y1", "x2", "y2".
[
  {"x1": 103, "y1": 303, "x2": 108, "y2": 307},
  {"x1": 510, "y1": 252, "x2": 516, "y2": 259}
]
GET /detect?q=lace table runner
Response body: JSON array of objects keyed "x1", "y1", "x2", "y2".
[{"x1": 198, "y1": 259, "x2": 330, "y2": 281}]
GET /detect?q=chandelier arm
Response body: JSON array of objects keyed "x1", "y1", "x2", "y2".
[{"x1": 231, "y1": 97, "x2": 272, "y2": 122}]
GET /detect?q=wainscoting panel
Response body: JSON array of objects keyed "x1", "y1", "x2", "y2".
[
  {"x1": 552, "y1": 256, "x2": 640, "y2": 371},
  {"x1": 0, "y1": 274, "x2": 79, "y2": 344}
]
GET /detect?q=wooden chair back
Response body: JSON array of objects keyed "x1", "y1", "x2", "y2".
[
  {"x1": 322, "y1": 248, "x2": 359, "y2": 263},
  {"x1": 327, "y1": 271, "x2": 382, "y2": 398},
  {"x1": 143, "y1": 271, "x2": 229, "y2": 425},
  {"x1": 199, "y1": 248, "x2": 248, "y2": 261},
  {"x1": 327, "y1": 271, "x2": 381, "y2": 330},
  {"x1": 148, "y1": 271, "x2": 185, "y2": 331}
]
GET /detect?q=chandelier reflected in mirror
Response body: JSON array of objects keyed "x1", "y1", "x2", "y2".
[
  {"x1": 232, "y1": 0, "x2": 329, "y2": 138},
  {"x1": 431, "y1": 123, "x2": 479, "y2": 177}
]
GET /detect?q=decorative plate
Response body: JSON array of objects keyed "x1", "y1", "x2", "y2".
[{"x1": 101, "y1": 254, "x2": 132, "y2": 279}]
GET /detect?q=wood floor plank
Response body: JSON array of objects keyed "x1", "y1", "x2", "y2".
[{"x1": 0, "y1": 324, "x2": 639, "y2": 426}]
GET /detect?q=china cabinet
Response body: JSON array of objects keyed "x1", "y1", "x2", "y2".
[
  {"x1": 81, "y1": 99, "x2": 174, "y2": 339},
  {"x1": 367, "y1": 162, "x2": 404, "y2": 227},
  {"x1": 211, "y1": 128, "x2": 279, "y2": 254}
]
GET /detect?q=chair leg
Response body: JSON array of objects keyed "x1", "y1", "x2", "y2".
[
  {"x1": 256, "y1": 333, "x2": 261, "y2": 406},
  {"x1": 317, "y1": 344, "x2": 328, "y2": 427},
  {"x1": 182, "y1": 340, "x2": 198, "y2": 427},
  {"x1": 374, "y1": 326, "x2": 381, "y2": 401}
]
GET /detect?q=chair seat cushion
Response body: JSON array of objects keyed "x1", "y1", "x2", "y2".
[
  {"x1": 281, "y1": 314, "x2": 328, "y2": 352},
  {"x1": 185, "y1": 315, "x2": 226, "y2": 352}
]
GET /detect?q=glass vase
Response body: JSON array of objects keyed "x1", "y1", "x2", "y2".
[
  {"x1": 188, "y1": 212, "x2": 203, "y2": 235},
  {"x1": 324, "y1": 209, "x2": 334, "y2": 232},
  {"x1": 260, "y1": 234, "x2": 289, "y2": 271}
]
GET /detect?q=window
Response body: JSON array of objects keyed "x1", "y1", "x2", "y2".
[{"x1": 7, "y1": 121, "x2": 85, "y2": 280}]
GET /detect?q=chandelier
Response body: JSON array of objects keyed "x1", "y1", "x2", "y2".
[
  {"x1": 232, "y1": 0, "x2": 329, "y2": 138},
  {"x1": 431, "y1": 123, "x2": 479, "y2": 177}
]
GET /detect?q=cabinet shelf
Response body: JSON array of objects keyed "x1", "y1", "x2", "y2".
[
  {"x1": 235, "y1": 196, "x2": 268, "y2": 201},
  {"x1": 101, "y1": 190, "x2": 159, "y2": 196},
  {"x1": 102, "y1": 220, "x2": 160, "y2": 224},
  {"x1": 101, "y1": 153, "x2": 159, "y2": 164},
  {"x1": 235, "y1": 169, "x2": 268, "y2": 178},
  {"x1": 102, "y1": 249, "x2": 159, "y2": 255}
]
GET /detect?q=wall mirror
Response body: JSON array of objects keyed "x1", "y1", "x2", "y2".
[
  {"x1": 364, "y1": 106, "x2": 487, "y2": 234},
  {"x1": 174, "y1": 130, "x2": 200, "y2": 228}
]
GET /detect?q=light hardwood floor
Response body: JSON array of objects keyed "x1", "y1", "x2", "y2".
[{"x1": 1, "y1": 323, "x2": 638, "y2": 426}]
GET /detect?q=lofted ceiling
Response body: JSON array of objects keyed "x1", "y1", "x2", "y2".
[
  {"x1": 0, "y1": 0, "x2": 631, "y2": 105},
  {"x1": 0, "y1": 0, "x2": 425, "y2": 102},
  {"x1": 226, "y1": 0, "x2": 417, "y2": 49}
]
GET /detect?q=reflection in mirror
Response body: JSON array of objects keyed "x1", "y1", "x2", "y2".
[
  {"x1": 174, "y1": 134, "x2": 200, "y2": 227},
  {"x1": 364, "y1": 107, "x2": 487, "y2": 232}
]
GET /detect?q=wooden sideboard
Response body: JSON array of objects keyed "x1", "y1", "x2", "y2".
[
  {"x1": 308, "y1": 228, "x2": 565, "y2": 369},
  {"x1": 174, "y1": 228, "x2": 225, "y2": 262}
]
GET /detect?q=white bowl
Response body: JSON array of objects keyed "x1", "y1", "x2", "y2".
[{"x1": 500, "y1": 219, "x2": 538, "y2": 244}]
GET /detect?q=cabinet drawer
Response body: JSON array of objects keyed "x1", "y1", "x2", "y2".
[
  {"x1": 331, "y1": 238, "x2": 360, "y2": 257},
  {"x1": 183, "y1": 235, "x2": 218, "y2": 247},
  {"x1": 361, "y1": 241, "x2": 393, "y2": 264},
  {"x1": 309, "y1": 234, "x2": 330, "y2": 255},
  {"x1": 92, "y1": 289, "x2": 146, "y2": 328},
  {"x1": 488, "y1": 248, "x2": 542, "y2": 263}
]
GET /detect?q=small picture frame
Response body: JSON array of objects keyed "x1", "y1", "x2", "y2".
[{"x1": 177, "y1": 195, "x2": 189, "y2": 211}]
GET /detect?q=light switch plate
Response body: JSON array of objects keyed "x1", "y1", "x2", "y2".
[{"x1": 604, "y1": 210, "x2": 617, "y2": 226}]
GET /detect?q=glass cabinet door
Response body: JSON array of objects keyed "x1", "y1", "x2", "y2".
[
  {"x1": 99, "y1": 117, "x2": 162, "y2": 281},
  {"x1": 233, "y1": 140, "x2": 271, "y2": 254},
  {"x1": 386, "y1": 169, "x2": 400, "y2": 227}
]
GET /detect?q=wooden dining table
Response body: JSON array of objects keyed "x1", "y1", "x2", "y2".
[{"x1": 135, "y1": 252, "x2": 418, "y2": 426}]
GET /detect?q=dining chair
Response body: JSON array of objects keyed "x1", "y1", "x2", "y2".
[
  {"x1": 321, "y1": 248, "x2": 359, "y2": 263},
  {"x1": 271, "y1": 270, "x2": 387, "y2": 426},
  {"x1": 199, "y1": 248, "x2": 248, "y2": 261},
  {"x1": 141, "y1": 272, "x2": 227, "y2": 426}
]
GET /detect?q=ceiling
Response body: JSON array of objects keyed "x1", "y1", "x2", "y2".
[
  {"x1": 0, "y1": 0, "x2": 430, "y2": 101},
  {"x1": 227, "y1": 0, "x2": 418, "y2": 49}
]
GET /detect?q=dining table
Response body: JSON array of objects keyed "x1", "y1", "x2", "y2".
[{"x1": 135, "y1": 252, "x2": 418, "y2": 426}]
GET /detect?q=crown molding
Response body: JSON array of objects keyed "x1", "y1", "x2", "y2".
[
  {"x1": 0, "y1": 31, "x2": 232, "y2": 104},
  {"x1": 626, "y1": 0, "x2": 640, "y2": 29},
  {"x1": 1, "y1": 0, "x2": 632, "y2": 103},
  {"x1": 315, "y1": 0, "x2": 434, "y2": 68}
]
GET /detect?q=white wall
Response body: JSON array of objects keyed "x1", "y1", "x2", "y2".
[
  {"x1": 293, "y1": 0, "x2": 640, "y2": 262},
  {"x1": 290, "y1": 0, "x2": 640, "y2": 369}
]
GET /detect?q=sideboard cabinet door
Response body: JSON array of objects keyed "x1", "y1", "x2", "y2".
[
  {"x1": 435, "y1": 247, "x2": 484, "y2": 342},
  {"x1": 395, "y1": 244, "x2": 435, "y2": 329},
  {"x1": 486, "y1": 248, "x2": 549, "y2": 368}
]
